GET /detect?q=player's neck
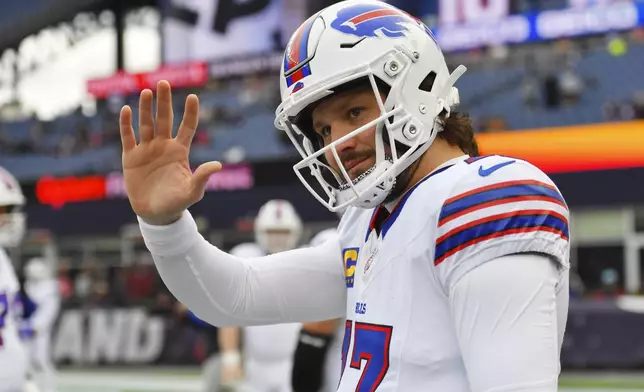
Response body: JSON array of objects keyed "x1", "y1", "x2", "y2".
[
  {"x1": 381, "y1": 140, "x2": 466, "y2": 212},
  {"x1": 403, "y1": 140, "x2": 466, "y2": 193}
]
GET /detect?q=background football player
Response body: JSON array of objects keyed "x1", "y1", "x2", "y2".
[
  {"x1": 20, "y1": 258, "x2": 60, "y2": 392},
  {"x1": 218, "y1": 199, "x2": 303, "y2": 392},
  {"x1": 0, "y1": 166, "x2": 29, "y2": 392}
]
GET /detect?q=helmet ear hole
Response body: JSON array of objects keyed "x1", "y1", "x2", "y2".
[{"x1": 419, "y1": 71, "x2": 437, "y2": 92}]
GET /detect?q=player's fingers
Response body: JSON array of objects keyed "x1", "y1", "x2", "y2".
[
  {"x1": 176, "y1": 94, "x2": 199, "y2": 147},
  {"x1": 190, "y1": 161, "x2": 222, "y2": 201},
  {"x1": 138, "y1": 89, "x2": 155, "y2": 143},
  {"x1": 155, "y1": 80, "x2": 173, "y2": 139},
  {"x1": 119, "y1": 105, "x2": 136, "y2": 152}
]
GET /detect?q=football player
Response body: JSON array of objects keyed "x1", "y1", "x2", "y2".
[
  {"x1": 0, "y1": 167, "x2": 29, "y2": 392},
  {"x1": 218, "y1": 200, "x2": 303, "y2": 392},
  {"x1": 120, "y1": 1, "x2": 570, "y2": 390},
  {"x1": 21, "y1": 258, "x2": 60, "y2": 392}
]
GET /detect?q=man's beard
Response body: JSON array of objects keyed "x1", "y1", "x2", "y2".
[
  {"x1": 337, "y1": 155, "x2": 390, "y2": 191},
  {"x1": 336, "y1": 154, "x2": 418, "y2": 205},
  {"x1": 337, "y1": 162, "x2": 380, "y2": 191},
  {"x1": 383, "y1": 159, "x2": 419, "y2": 204}
]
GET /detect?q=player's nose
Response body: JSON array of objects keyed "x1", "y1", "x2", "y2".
[{"x1": 330, "y1": 122, "x2": 357, "y2": 153}]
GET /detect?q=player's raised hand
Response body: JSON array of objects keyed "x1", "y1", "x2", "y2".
[{"x1": 120, "y1": 80, "x2": 222, "y2": 225}]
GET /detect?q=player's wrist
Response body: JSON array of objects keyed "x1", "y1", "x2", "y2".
[
  {"x1": 137, "y1": 210, "x2": 200, "y2": 256},
  {"x1": 221, "y1": 350, "x2": 242, "y2": 366},
  {"x1": 140, "y1": 212, "x2": 183, "y2": 226}
]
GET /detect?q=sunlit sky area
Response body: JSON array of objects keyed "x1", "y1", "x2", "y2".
[{"x1": 0, "y1": 9, "x2": 161, "y2": 121}]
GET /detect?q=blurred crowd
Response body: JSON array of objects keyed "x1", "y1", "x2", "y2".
[
  {"x1": 2, "y1": 31, "x2": 644, "y2": 161},
  {"x1": 0, "y1": 109, "x2": 121, "y2": 156},
  {"x1": 56, "y1": 255, "x2": 161, "y2": 308},
  {"x1": 48, "y1": 249, "x2": 631, "y2": 315},
  {"x1": 469, "y1": 31, "x2": 644, "y2": 132}
]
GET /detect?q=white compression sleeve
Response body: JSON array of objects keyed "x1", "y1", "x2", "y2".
[
  {"x1": 139, "y1": 211, "x2": 347, "y2": 327},
  {"x1": 449, "y1": 253, "x2": 569, "y2": 392}
]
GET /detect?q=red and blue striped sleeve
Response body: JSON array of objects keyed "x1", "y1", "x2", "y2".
[{"x1": 434, "y1": 176, "x2": 570, "y2": 270}]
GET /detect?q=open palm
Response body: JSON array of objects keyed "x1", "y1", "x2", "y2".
[{"x1": 120, "y1": 80, "x2": 221, "y2": 225}]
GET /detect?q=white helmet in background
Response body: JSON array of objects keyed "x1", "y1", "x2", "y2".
[
  {"x1": 0, "y1": 166, "x2": 26, "y2": 248},
  {"x1": 275, "y1": 0, "x2": 465, "y2": 212},
  {"x1": 254, "y1": 199, "x2": 303, "y2": 254},
  {"x1": 25, "y1": 257, "x2": 52, "y2": 281}
]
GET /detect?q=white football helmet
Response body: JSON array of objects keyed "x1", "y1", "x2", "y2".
[
  {"x1": 0, "y1": 166, "x2": 26, "y2": 248},
  {"x1": 275, "y1": 0, "x2": 465, "y2": 212},
  {"x1": 25, "y1": 257, "x2": 52, "y2": 281},
  {"x1": 254, "y1": 199, "x2": 303, "y2": 254}
]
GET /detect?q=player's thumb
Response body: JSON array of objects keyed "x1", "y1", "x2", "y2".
[{"x1": 190, "y1": 161, "x2": 222, "y2": 201}]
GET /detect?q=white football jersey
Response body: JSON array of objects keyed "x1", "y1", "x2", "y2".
[
  {"x1": 230, "y1": 242, "x2": 301, "y2": 362},
  {"x1": 309, "y1": 228, "x2": 338, "y2": 248},
  {"x1": 0, "y1": 248, "x2": 27, "y2": 388},
  {"x1": 25, "y1": 278, "x2": 60, "y2": 333},
  {"x1": 335, "y1": 155, "x2": 570, "y2": 391},
  {"x1": 243, "y1": 322, "x2": 301, "y2": 362}
]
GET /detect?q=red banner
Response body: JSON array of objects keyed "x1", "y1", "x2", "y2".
[
  {"x1": 36, "y1": 164, "x2": 253, "y2": 208},
  {"x1": 87, "y1": 61, "x2": 209, "y2": 98}
]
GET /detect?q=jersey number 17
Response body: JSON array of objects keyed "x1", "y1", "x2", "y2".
[{"x1": 340, "y1": 320, "x2": 393, "y2": 392}]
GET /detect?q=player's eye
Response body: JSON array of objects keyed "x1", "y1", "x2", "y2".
[
  {"x1": 348, "y1": 107, "x2": 364, "y2": 119},
  {"x1": 317, "y1": 126, "x2": 332, "y2": 139}
]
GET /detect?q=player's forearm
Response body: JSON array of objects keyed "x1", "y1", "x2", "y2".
[
  {"x1": 139, "y1": 211, "x2": 346, "y2": 327},
  {"x1": 292, "y1": 328, "x2": 334, "y2": 392},
  {"x1": 450, "y1": 254, "x2": 567, "y2": 392},
  {"x1": 218, "y1": 326, "x2": 242, "y2": 367},
  {"x1": 292, "y1": 319, "x2": 340, "y2": 392},
  {"x1": 218, "y1": 327, "x2": 241, "y2": 353},
  {"x1": 302, "y1": 318, "x2": 341, "y2": 335}
]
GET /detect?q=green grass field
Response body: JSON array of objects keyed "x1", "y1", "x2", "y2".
[
  {"x1": 560, "y1": 373, "x2": 644, "y2": 390},
  {"x1": 56, "y1": 368, "x2": 644, "y2": 392}
]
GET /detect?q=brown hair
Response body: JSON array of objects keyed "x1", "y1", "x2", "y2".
[{"x1": 437, "y1": 111, "x2": 479, "y2": 157}]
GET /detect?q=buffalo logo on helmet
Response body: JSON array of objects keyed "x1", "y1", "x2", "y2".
[{"x1": 330, "y1": 2, "x2": 418, "y2": 38}]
